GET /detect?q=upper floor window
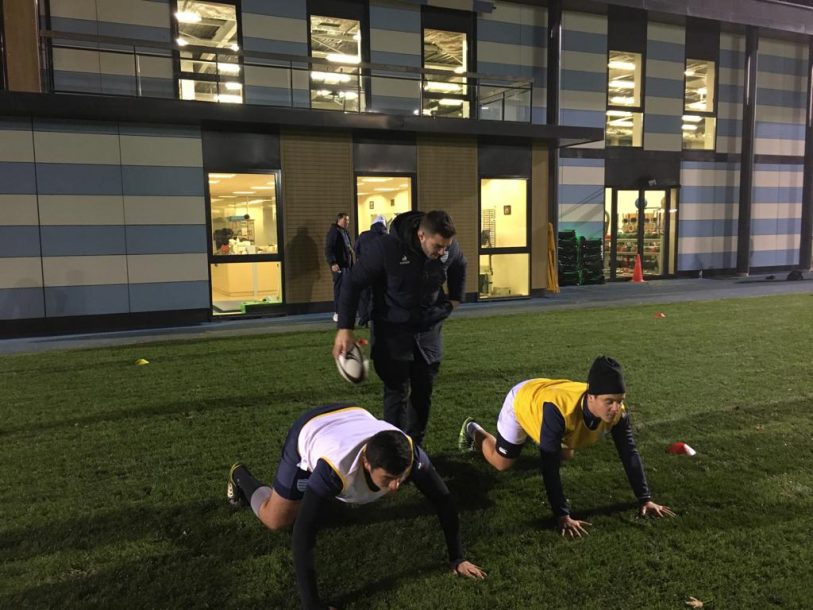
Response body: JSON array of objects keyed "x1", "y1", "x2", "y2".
[
  {"x1": 309, "y1": 15, "x2": 363, "y2": 111},
  {"x1": 422, "y1": 28, "x2": 468, "y2": 118},
  {"x1": 606, "y1": 50, "x2": 643, "y2": 146},
  {"x1": 175, "y1": 1, "x2": 242, "y2": 104},
  {"x1": 682, "y1": 59, "x2": 717, "y2": 149}
]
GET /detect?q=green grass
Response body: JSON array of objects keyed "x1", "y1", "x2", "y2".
[{"x1": 2, "y1": 294, "x2": 812, "y2": 609}]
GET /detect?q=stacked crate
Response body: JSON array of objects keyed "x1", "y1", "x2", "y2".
[{"x1": 557, "y1": 230, "x2": 580, "y2": 286}]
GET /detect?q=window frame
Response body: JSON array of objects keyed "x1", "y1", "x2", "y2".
[
  {"x1": 605, "y1": 49, "x2": 645, "y2": 148},
  {"x1": 170, "y1": 0, "x2": 245, "y2": 104},
  {"x1": 353, "y1": 172, "x2": 417, "y2": 236}
]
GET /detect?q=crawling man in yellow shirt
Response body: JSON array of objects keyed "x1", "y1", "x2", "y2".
[{"x1": 458, "y1": 356, "x2": 675, "y2": 538}]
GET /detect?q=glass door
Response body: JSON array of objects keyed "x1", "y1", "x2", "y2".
[{"x1": 605, "y1": 187, "x2": 678, "y2": 280}]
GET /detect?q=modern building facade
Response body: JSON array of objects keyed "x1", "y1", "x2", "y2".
[{"x1": 1, "y1": 0, "x2": 812, "y2": 335}]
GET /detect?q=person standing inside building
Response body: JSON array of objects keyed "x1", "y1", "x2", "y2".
[
  {"x1": 354, "y1": 215, "x2": 388, "y2": 327},
  {"x1": 324, "y1": 212, "x2": 354, "y2": 322},
  {"x1": 332, "y1": 210, "x2": 466, "y2": 446}
]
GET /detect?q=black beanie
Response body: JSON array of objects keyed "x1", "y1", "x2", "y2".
[{"x1": 587, "y1": 356, "x2": 626, "y2": 395}]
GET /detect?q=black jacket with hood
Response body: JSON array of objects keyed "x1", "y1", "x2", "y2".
[{"x1": 337, "y1": 211, "x2": 467, "y2": 363}]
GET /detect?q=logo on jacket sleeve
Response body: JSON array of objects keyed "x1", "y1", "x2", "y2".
[{"x1": 399, "y1": 255, "x2": 410, "y2": 265}]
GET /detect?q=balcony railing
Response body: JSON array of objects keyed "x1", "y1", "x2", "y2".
[{"x1": 39, "y1": 30, "x2": 533, "y2": 122}]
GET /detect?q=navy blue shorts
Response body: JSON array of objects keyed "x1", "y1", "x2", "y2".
[
  {"x1": 494, "y1": 430, "x2": 524, "y2": 459},
  {"x1": 272, "y1": 403, "x2": 354, "y2": 501}
]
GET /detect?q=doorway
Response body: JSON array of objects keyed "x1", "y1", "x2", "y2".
[{"x1": 603, "y1": 187, "x2": 679, "y2": 280}]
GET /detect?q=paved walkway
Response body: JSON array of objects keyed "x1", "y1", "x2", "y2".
[{"x1": 2, "y1": 275, "x2": 811, "y2": 355}]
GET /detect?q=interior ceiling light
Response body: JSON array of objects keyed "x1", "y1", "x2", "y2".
[
  {"x1": 608, "y1": 119, "x2": 633, "y2": 127},
  {"x1": 606, "y1": 110, "x2": 632, "y2": 117},
  {"x1": 424, "y1": 81, "x2": 461, "y2": 93},
  {"x1": 175, "y1": 11, "x2": 202, "y2": 24},
  {"x1": 682, "y1": 124, "x2": 698, "y2": 131},
  {"x1": 326, "y1": 53, "x2": 361, "y2": 64},
  {"x1": 208, "y1": 180, "x2": 220, "y2": 184},
  {"x1": 609, "y1": 96, "x2": 634, "y2": 105},
  {"x1": 684, "y1": 69, "x2": 695, "y2": 76},
  {"x1": 688, "y1": 101, "x2": 707, "y2": 110},
  {"x1": 608, "y1": 60, "x2": 636, "y2": 70},
  {"x1": 361, "y1": 178, "x2": 390, "y2": 183},
  {"x1": 209, "y1": 173, "x2": 236, "y2": 179},
  {"x1": 176, "y1": 37, "x2": 189, "y2": 47},
  {"x1": 253, "y1": 186, "x2": 276, "y2": 190},
  {"x1": 438, "y1": 98, "x2": 464, "y2": 106},
  {"x1": 311, "y1": 71, "x2": 351, "y2": 84},
  {"x1": 224, "y1": 82, "x2": 242, "y2": 90},
  {"x1": 697, "y1": 87, "x2": 707, "y2": 95},
  {"x1": 682, "y1": 115, "x2": 703, "y2": 122},
  {"x1": 337, "y1": 91, "x2": 358, "y2": 99},
  {"x1": 218, "y1": 63, "x2": 241, "y2": 74},
  {"x1": 609, "y1": 80, "x2": 635, "y2": 89},
  {"x1": 230, "y1": 44, "x2": 240, "y2": 52},
  {"x1": 233, "y1": 191, "x2": 255, "y2": 194},
  {"x1": 453, "y1": 66, "x2": 466, "y2": 74}
]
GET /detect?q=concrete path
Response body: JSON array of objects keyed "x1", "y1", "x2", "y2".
[{"x1": 2, "y1": 275, "x2": 811, "y2": 355}]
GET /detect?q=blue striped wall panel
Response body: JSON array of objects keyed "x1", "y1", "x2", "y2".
[
  {"x1": 0, "y1": 288, "x2": 45, "y2": 320},
  {"x1": 755, "y1": 40, "x2": 807, "y2": 158},
  {"x1": 121, "y1": 166, "x2": 204, "y2": 197},
  {"x1": 0, "y1": 227, "x2": 41, "y2": 258},
  {"x1": 560, "y1": 12, "x2": 606, "y2": 143},
  {"x1": 129, "y1": 280, "x2": 210, "y2": 312},
  {"x1": 40, "y1": 226, "x2": 127, "y2": 256},
  {"x1": 750, "y1": 249, "x2": 799, "y2": 267},
  {"x1": 0, "y1": 163, "x2": 37, "y2": 193},
  {"x1": 477, "y1": 2, "x2": 545, "y2": 124},
  {"x1": 126, "y1": 225, "x2": 208, "y2": 254},
  {"x1": 44, "y1": 284, "x2": 130, "y2": 317},
  {"x1": 558, "y1": 157, "x2": 605, "y2": 239},
  {"x1": 369, "y1": 0, "x2": 421, "y2": 115}
]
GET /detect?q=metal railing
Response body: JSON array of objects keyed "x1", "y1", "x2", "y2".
[{"x1": 39, "y1": 30, "x2": 533, "y2": 122}]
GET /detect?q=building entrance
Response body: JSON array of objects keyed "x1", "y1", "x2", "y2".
[{"x1": 603, "y1": 187, "x2": 678, "y2": 280}]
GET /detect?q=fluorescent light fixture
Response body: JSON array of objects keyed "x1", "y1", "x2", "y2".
[
  {"x1": 233, "y1": 191, "x2": 256, "y2": 195},
  {"x1": 230, "y1": 44, "x2": 240, "y2": 52},
  {"x1": 175, "y1": 11, "x2": 201, "y2": 24},
  {"x1": 337, "y1": 91, "x2": 358, "y2": 99},
  {"x1": 224, "y1": 81, "x2": 242, "y2": 91},
  {"x1": 311, "y1": 71, "x2": 351, "y2": 84},
  {"x1": 374, "y1": 187, "x2": 399, "y2": 192},
  {"x1": 326, "y1": 53, "x2": 361, "y2": 64},
  {"x1": 697, "y1": 87, "x2": 707, "y2": 95},
  {"x1": 684, "y1": 69, "x2": 695, "y2": 76},
  {"x1": 438, "y1": 98, "x2": 464, "y2": 106},
  {"x1": 424, "y1": 81, "x2": 462, "y2": 93},
  {"x1": 176, "y1": 37, "x2": 189, "y2": 47},
  {"x1": 360, "y1": 178, "x2": 390, "y2": 183},
  {"x1": 609, "y1": 96, "x2": 634, "y2": 105},
  {"x1": 253, "y1": 186, "x2": 276, "y2": 190},
  {"x1": 609, "y1": 119, "x2": 633, "y2": 127},
  {"x1": 608, "y1": 60, "x2": 636, "y2": 70},
  {"x1": 682, "y1": 124, "x2": 698, "y2": 131},
  {"x1": 688, "y1": 101, "x2": 707, "y2": 110},
  {"x1": 218, "y1": 63, "x2": 241, "y2": 74},
  {"x1": 454, "y1": 66, "x2": 466, "y2": 74},
  {"x1": 216, "y1": 94, "x2": 242, "y2": 103},
  {"x1": 208, "y1": 180, "x2": 220, "y2": 184},
  {"x1": 682, "y1": 115, "x2": 703, "y2": 123},
  {"x1": 353, "y1": 32, "x2": 361, "y2": 41},
  {"x1": 609, "y1": 80, "x2": 635, "y2": 89},
  {"x1": 209, "y1": 173, "x2": 236, "y2": 179},
  {"x1": 606, "y1": 110, "x2": 631, "y2": 117},
  {"x1": 315, "y1": 89, "x2": 332, "y2": 97},
  {"x1": 413, "y1": 109, "x2": 420, "y2": 115},
  {"x1": 246, "y1": 199, "x2": 266, "y2": 205}
]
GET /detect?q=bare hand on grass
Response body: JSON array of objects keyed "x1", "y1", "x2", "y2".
[
  {"x1": 453, "y1": 560, "x2": 487, "y2": 580},
  {"x1": 638, "y1": 501, "x2": 676, "y2": 518},
  {"x1": 559, "y1": 515, "x2": 591, "y2": 538}
]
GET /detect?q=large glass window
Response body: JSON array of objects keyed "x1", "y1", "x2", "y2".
[
  {"x1": 422, "y1": 29, "x2": 468, "y2": 118},
  {"x1": 683, "y1": 59, "x2": 717, "y2": 150},
  {"x1": 175, "y1": 1, "x2": 242, "y2": 103},
  {"x1": 606, "y1": 50, "x2": 643, "y2": 147},
  {"x1": 309, "y1": 15, "x2": 362, "y2": 112},
  {"x1": 356, "y1": 176, "x2": 412, "y2": 233},
  {"x1": 479, "y1": 179, "x2": 529, "y2": 299},
  {"x1": 208, "y1": 172, "x2": 282, "y2": 315}
]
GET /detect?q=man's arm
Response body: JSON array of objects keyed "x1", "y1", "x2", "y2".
[
  {"x1": 538, "y1": 403, "x2": 569, "y2": 517},
  {"x1": 610, "y1": 413, "x2": 651, "y2": 504},
  {"x1": 408, "y1": 447, "x2": 486, "y2": 578},
  {"x1": 446, "y1": 245, "x2": 467, "y2": 304},
  {"x1": 292, "y1": 460, "x2": 343, "y2": 610}
]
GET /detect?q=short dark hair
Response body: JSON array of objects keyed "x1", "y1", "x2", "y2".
[
  {"x1": 365, "y1": 430, "x2": 412, "y2": 475},
  {"x1": 337, "y1": 212, "x2": 349, "y2": 221},
  {"x1": 420, "y1": 210, "x2": 456, "y2": 239}
]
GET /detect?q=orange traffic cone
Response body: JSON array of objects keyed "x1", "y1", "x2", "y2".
[{"x1": 631, "y1": 254, "x2": 645, "y2": 283}]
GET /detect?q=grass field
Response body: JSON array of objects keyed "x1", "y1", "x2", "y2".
[{"x1": 2, "y1": 294, "x2": 813, "y2": 609}]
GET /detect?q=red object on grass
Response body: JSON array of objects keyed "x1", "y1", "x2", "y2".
[
  {"x1": 655, "y1": 312, "x2": 667, "y2": 319},
  {"x1": 357, "y1": 338, "x2": 369, "y2": 346},
  {"x1": 666, "y1": 442, "x2": 697, "y2": 456}
]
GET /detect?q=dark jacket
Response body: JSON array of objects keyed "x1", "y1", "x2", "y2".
[
  {"x1": 354, "y1": 221, "x2": 387, "y2": 259},
  {"x1": 337, "y1": 211, "x2": 467, "y2": 363},
  {"x1": 324, "y1": 223, "x2": 353, "y2": 269}
]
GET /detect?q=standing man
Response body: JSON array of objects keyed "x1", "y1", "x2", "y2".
[
  {"x1": 457, "y1": 356, "x2": 675, "y2": 538},
  {"x1": 332, "y1": 210, "x2": 466, "y2": 446},
  {"x1": 324, "y1": 212, "x2": 354, "y2": 322},
  {"x1": 354, "y1": 214, "x2": 388, "y2": 326},
  {"x1": 227, "y1": 403, "x2": 486, "y2": 609}
]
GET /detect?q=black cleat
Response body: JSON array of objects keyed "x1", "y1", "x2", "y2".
[{"x1": 227, "y1": 463, "x2": 249, "y2": 507}]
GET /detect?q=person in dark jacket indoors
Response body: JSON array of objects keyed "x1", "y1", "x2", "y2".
[
  {"x1": 332, "y1": 210, "x2": 466, "y2": 446},
  {"x1": 324, "y1": 212, "x2": 354, "y2": 322},
  {"x1": 227, "y1": 403, "x2": 486, "y2": 610},
  {"x1": 354, "y1": 215, "x2": 388, "y2": 326}
]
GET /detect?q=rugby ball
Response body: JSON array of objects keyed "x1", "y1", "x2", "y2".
[{"x1": 336, "y1": 343, "x2": 369, "y2": 384}]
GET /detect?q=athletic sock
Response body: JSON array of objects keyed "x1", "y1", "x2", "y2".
[
  {"x1": 466, "y1": 420, "x2": 483, "y2": 438},
  {"x1": 250, "y1": 486, "x2": 273, "y2": 517}
]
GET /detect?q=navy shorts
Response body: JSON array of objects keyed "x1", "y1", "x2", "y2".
[
  {"x1": 272, "y1": 403, "x2": 353, "y2": 501},
  {"x1": 494, "y1": 430, "x2": 524, "y2": 459}
]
